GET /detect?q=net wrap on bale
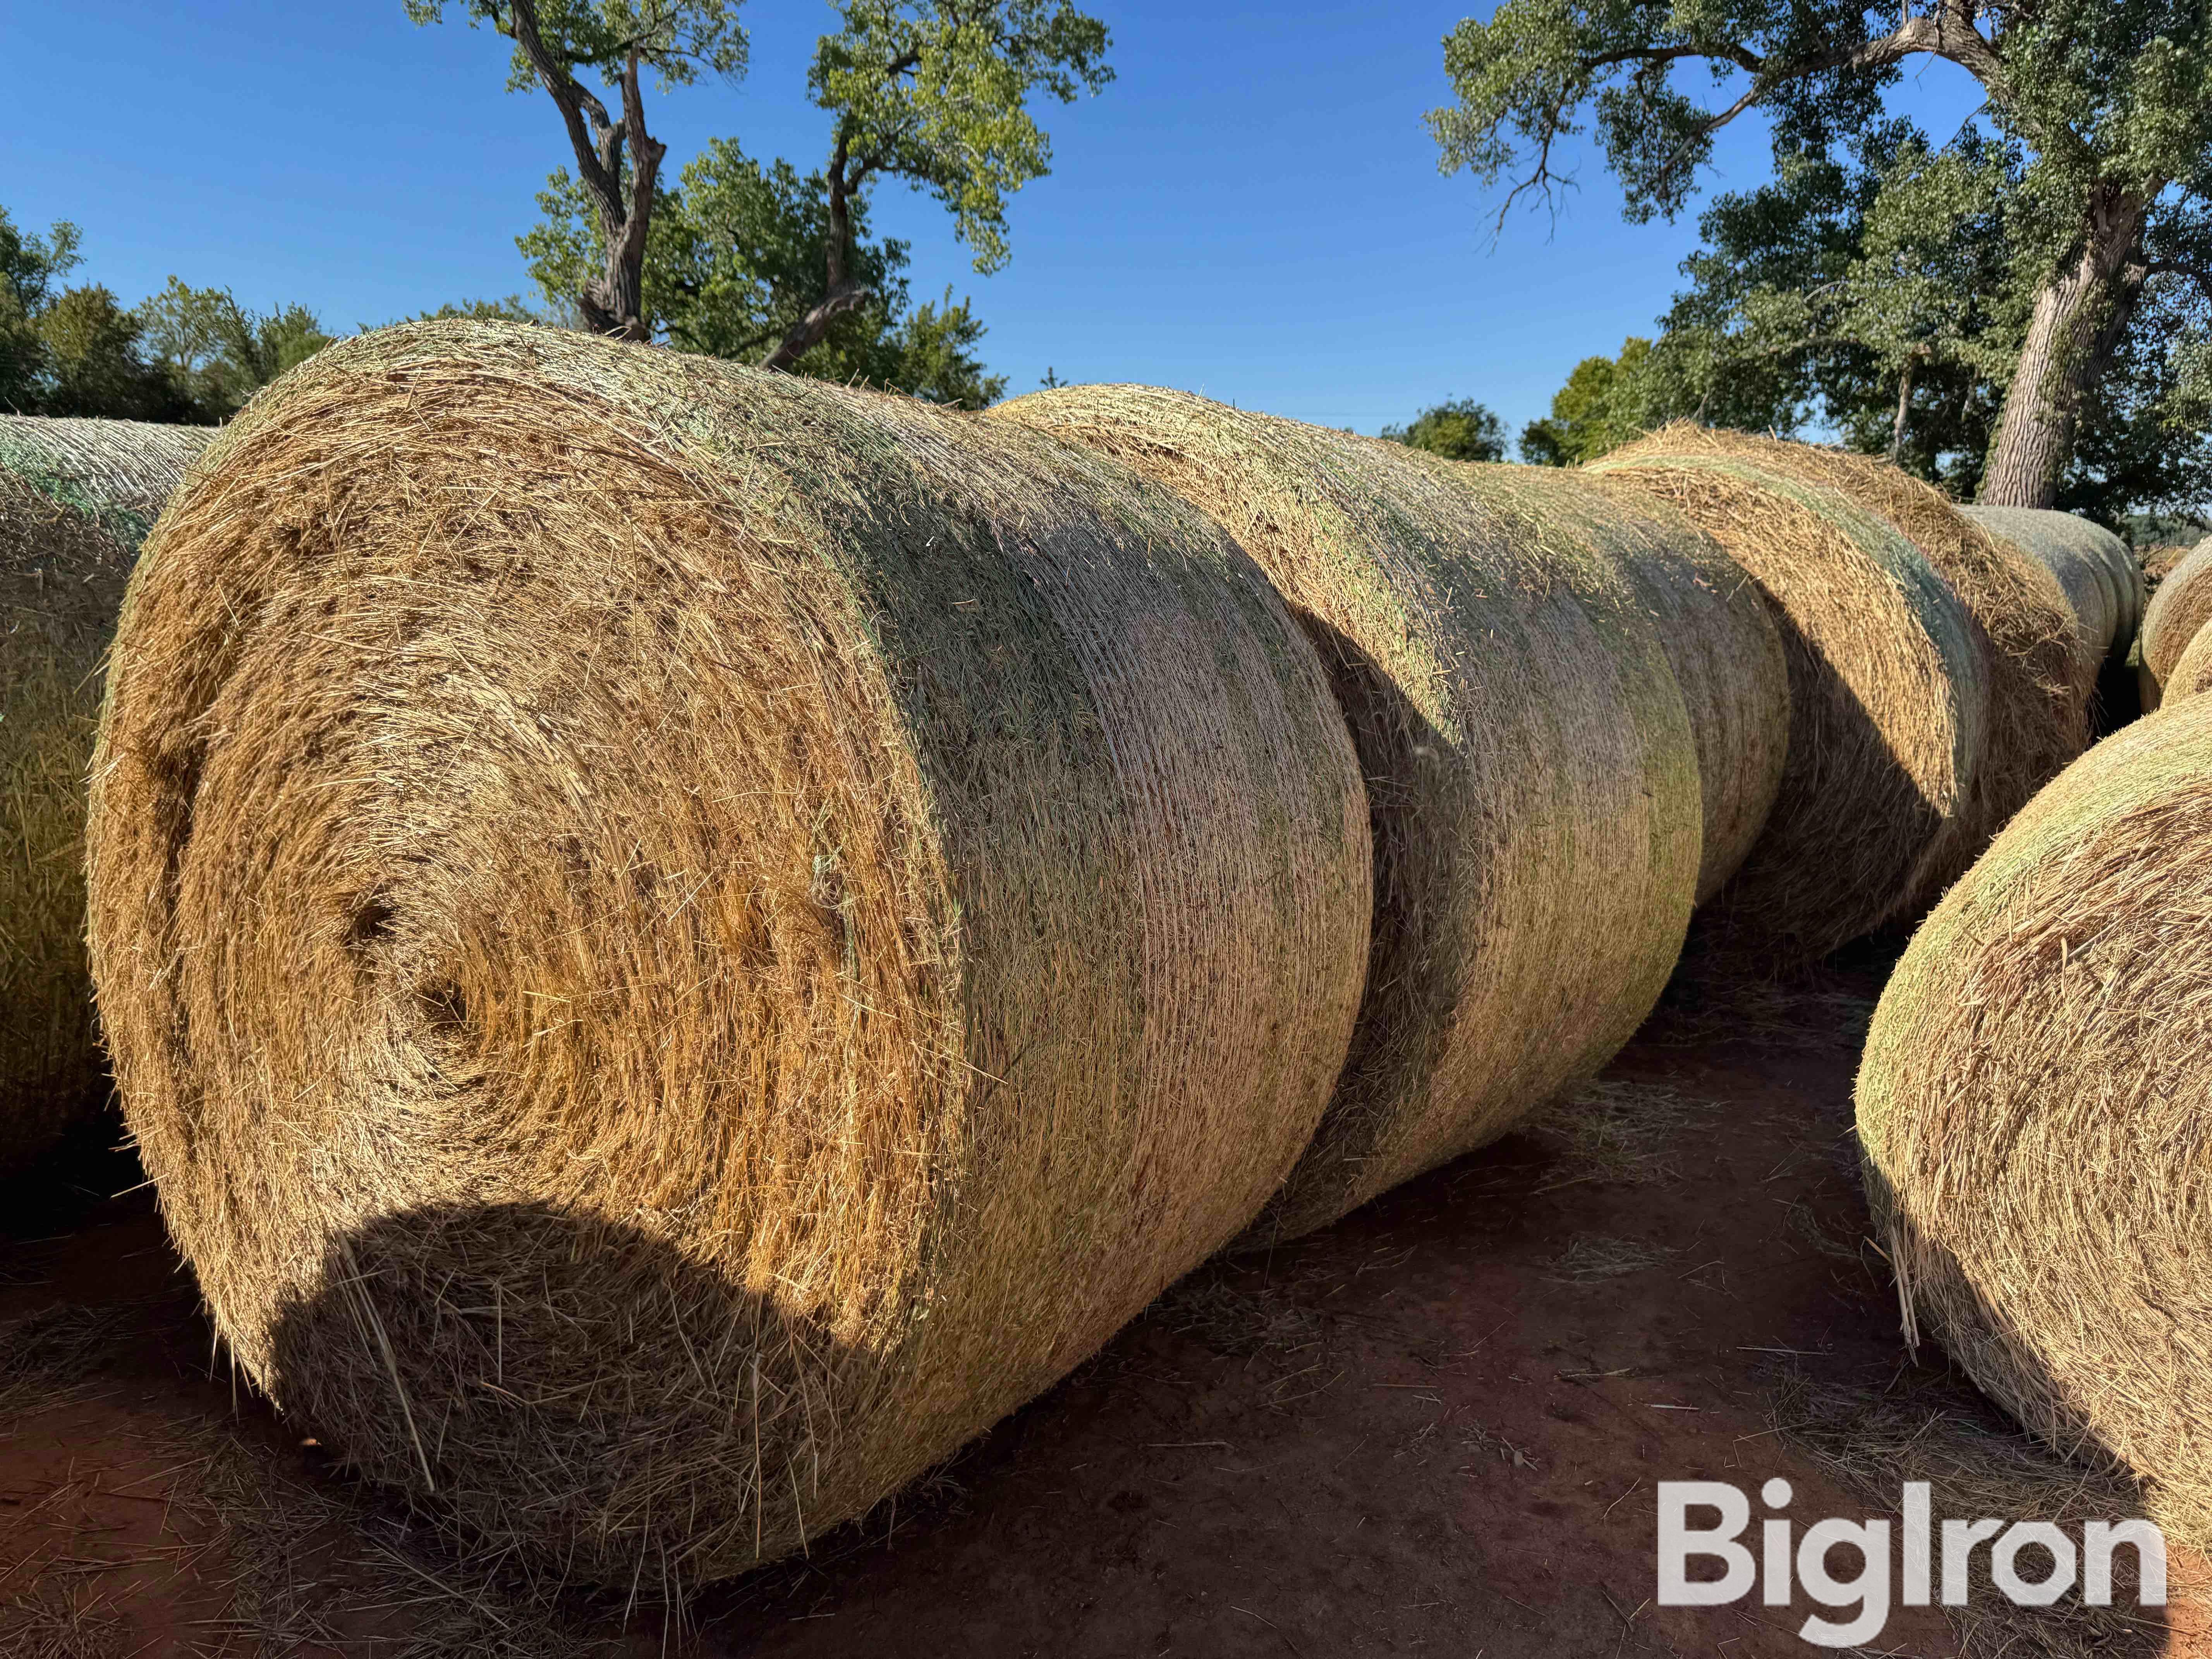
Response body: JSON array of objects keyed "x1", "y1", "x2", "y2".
[
  {"x1": 1590, "y1": 430, "x2": 1987, "y2": 965},
  {"x1": 1961, "y1": 504, "x2": 2144, "y2": 668},
  {"x1": 84, "y1": 322, "x2": 1374, "y2": 1586},
  {"x1": 0, "y1": 414, "x2": 208, "y2": 1176},
  {"x1": 1858, "y1": 696, "x2": 2212, "y2": 1546},
  {"x1": 993, "y1": 386, "x2": 1707, "y2": 1241}
]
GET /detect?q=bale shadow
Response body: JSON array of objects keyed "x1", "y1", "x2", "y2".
[{"x1": 264, "y1": 1200, "x2": 893, "y2": 1609}]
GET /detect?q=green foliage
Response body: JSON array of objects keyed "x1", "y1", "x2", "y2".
[
  {"x1": 137, "y1": 280, "x2": 335, "y2": 421},
  {"x1": 524, "y1": 143, "x2": 1005, "y2": 404},
  {"x1": 403, "y1": 0, "x2": 747, "y2": 94},
  {"x1": 1522, "y1": 338, "x2": 1653, "y2": 465},
  {"x1": 1381, "y1": 398, "x2": 1508, "y2": 462},
  {"x1": 38, "y1": 286, "x2": 194, "y2": 421},
  {"x1": 813, "y1": 0, "x2": 1111, "y2": 275},
  {"x1": 1428, "y1": 0, "x2": 2212, "y2": 513},
  {"x1": 0, "y1": 209, "x2": 81, "y2": 412}
]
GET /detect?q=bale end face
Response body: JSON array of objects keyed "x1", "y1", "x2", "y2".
[{"x1": 86, "y1": 324, "x2": 1372, "y2": 1585}]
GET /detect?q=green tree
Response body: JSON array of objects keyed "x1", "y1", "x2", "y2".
[
  {"x1": 1522, "y1": 337, "x2": 1653, "y2": 465},
  {"x1": 137, "y1": 280, "x2": 334, "y2": 420},
  {"x1": 1429, "y1": 0, "x2": 2212, "y2": 509},
  {"x1": 38, "y1": 285, "x2": 192, "y2": 421},
  {"x1": 408, "y1": 0, "x2": 748, "y2": 340},
  {"x1": 0, "y1": 209, "x2": 80, "y2": 412},
  {"x1": 1381, "y1": 398, "x2": 1508, "y2": 461},
  {"x1": 761, "y1": 0, "x2": 1111, "y2": 370},
  {"x1": 525, "y1": 138, "x2": 1005, "y2": 404}
]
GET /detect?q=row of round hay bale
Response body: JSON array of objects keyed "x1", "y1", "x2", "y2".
[
  {"x1": 992, "y1": 386, "x2": 1749, "y2": 1242},
  {"x1": 1961, "y1": 504, "x2": 2144, "y2": 671},
  {"x1": 83, "y1": 322, "x2": 1375, "y2": 1587},
  {"x1": 2139, "y1": 536, "x2": 2212, "y2": 704},
  {"x1": 1587, "y1": 428, "x2": 1989, "y2": 964},
  {"x1": 0, "y1": 414, "x2": 208, "y2": 1178},
  {"x1": 1857, "y1": 694, "x2": 2212, "y2": 1547},
  {"x1": 1618, "y1": 431, "x2": 2086, "y2": 909}
]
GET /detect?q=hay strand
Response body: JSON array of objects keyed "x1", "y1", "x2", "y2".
[
  {"x1": 0, "y1": 414, "x2": 208, "y2": 1176},
  {"x1": 1857, "y1": 694, "x2": 2212, "y2": 1547},
  {"x1": 83, "y1": 322, "x2": 1373, "y2": 1585},
  {"x1": 993, "y1": 386, "x2": 1705, "y2": 1239}
]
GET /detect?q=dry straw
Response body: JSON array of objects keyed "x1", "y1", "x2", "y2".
[
  {"x1": 1591, "y1": 427, "x2": 1987, "y2": 963},
  {"x1": 1858, "y1": 694, "x2": 2212, "y2": 1548},
  {"x1": 2163, "y1": 620, "x2": 2212, "y2": 703},
  {"x1": 1961, "y1": 503, "x2": 2145, "y2": 668},
  {"x1": 2138, "y1": 534, "x2": 2212, "y2": 690},
  {"x1": 994, "y1": 386, "x2": 1707, "y2": 1240},
  {"x1": 0, "y1": 414, "x2": 207, "y2": 1176},
  {"x1": 83, "y1": 321, "x2": 1374, "y2": 1587}
]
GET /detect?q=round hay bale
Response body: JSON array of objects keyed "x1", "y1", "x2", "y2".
[
  {"x1": 2161, "y1": 617, "x2": 2212, "y2": 704},
  {"x1": 2139, "y1": 535, "x2": 2212, "y2": 689},
  {"x1": 1962, "y1": 505, "x2": 2144, "y2": 663},
  {"x1": 1597, "y1": 429, "x2": 2083, "y2": 907},
  {"x1": 992, "y1": 385, "x2": 1705, "y2": 1240},
  {"x1": 1857, "y1": 695, "x2": 2212, "y2": 1544},
  {"x1": 84, "y1": 322, "x2": 1374, "y2": 1585},
  {"x1": 1452, "y1": 463, "x2": 1790, "y2": 904},
  {"x1": 1589, "y1": 431, "x2": 1987, "y2": 964},
  {"x1": 0, "y1": 414, "x2": 208, "y2": 1176}
]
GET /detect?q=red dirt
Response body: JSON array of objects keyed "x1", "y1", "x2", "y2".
[{"x1": 4, "y1": 958, "x2": 2203, "y2": 1657}]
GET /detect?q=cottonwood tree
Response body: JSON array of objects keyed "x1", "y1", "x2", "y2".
[
  {"x1": 137, "y1": 280, "x2": 334, "y2": 420},
  {"x1": 764, "y1": 0, "x2": 1111, "y2": 371},
  {"x1": 1430, "y1": 0, "x2": 2212, "y2": 507},
  {"x1": 408, "y1": 0, "x2": 747, "y2": 341},
  {"x1": 1381, "y1": 398, "x2": 1509, "y2": 460}
]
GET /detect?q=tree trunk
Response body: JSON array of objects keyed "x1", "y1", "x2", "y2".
[
  {"x1": 1978, "y1": 185, "x2": 2148, "y2": 508},
  {"x1": 761, "y1": 131, "x2": 874, "y2": 372},
  {"x1": 1888, "y1": 351, "x2": 1918, "y2": 464}
]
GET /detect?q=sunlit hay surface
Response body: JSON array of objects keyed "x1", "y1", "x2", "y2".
[
  {"x1": 1640, "y1": 431, "x2": 2086, "y2": 909},
  {"x1": 992, "y1": 386, "x2": 1704, "y2": 1242},
  {"x1": 1450, "y1": 463, "x2": 1789, "y2": 904},
  {"x1": 2138, "y1": 534, "x2": 2212, "y2": 690},
  {"x1": 0, "y1": 416, "x2": 208, "y2": 1177},
  {"x1": 2163, "y1": 620, "x2": 2212, "y2": 705},
  {"x1": 1592, "y1": 430, "x2": 1987, "y2": 967},
  {"x1": 1858, "y1": 695, "x2": 2212, "y2": 1551},
  {"x1": 2142, "y1": 533, "x2": 2205, "y2": 591},
  {"x1": 1963, "y1": 503, "x2": 2146, "y2": 667},
  {"x1": 82, "y1": 321, "x2": 1374, "y2": 1590}
]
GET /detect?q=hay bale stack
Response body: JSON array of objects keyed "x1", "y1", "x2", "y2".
[
  {"x1": 1961, "y1": 505, "x2": 2144, "y2": 666},
  {"x1": 993, "y1": 386, "x2": 1707, "y2": 1240},
  {"x1": 1589, "y1": 430, "x2": 1987, "y2": 963},
  {"x1": 2165, "y1": 622, "x2": 2212, "y2": 704},
  {"x1": 0, "y1": 414, "x2": 208, "y2": 1176},
  {"x1": 2139, "y1": 535, "x2": 2212, "y2": 690},
  {"x1": 1858, "y1": 695, "x2": 2212, "y2": 1544},
  {"x1": 83, "y1": 323, "x2": 1374, "y2": 1585},
  {"x1": 1599, "y1": 430, "x2": 2083, "y2": 908}
]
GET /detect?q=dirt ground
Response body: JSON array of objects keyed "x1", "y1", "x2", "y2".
[{"x1": 3, "y1": 951, "x2": 2202, "y2": 1658}]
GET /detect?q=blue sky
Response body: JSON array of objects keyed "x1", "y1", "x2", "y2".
[{"x1": 2, "y1": 1, "x2": 1985, "y2": 440}]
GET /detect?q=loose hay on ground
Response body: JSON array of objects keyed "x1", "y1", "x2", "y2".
[
  {"x1": 993, "y1": 386, "x2": 1707, "y2": 1240},
  {"x1": 1592, "y1": 428, "x2": 1987, "y2": 964},
  {"x1": 0, "y1": 416, "x2": 208, "y2": 1177},
  {"x1": 1857, "y1": 694, "x2": 2212, "y2": 1551},
  {"x1": 83, "y1": 322, "x2": 1374, "y2": 1587}
]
